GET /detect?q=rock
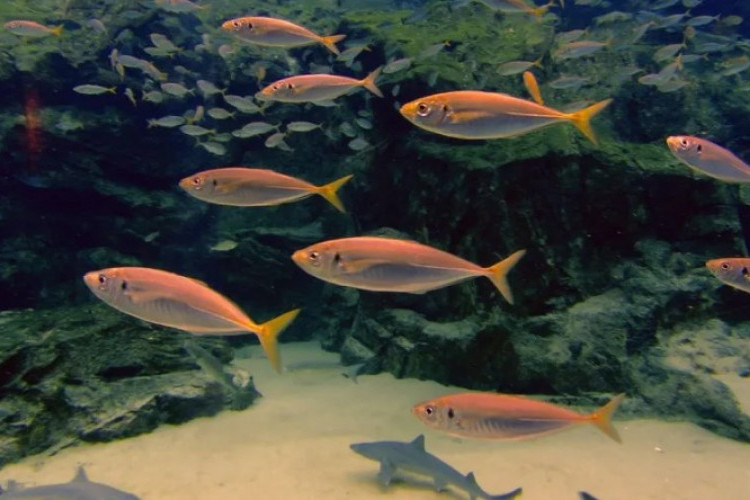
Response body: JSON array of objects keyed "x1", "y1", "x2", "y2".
[{"x1": 0, "y1": 305, "x2": 259, "y2": 466}]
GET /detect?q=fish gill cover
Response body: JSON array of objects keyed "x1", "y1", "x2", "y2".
[{"x1": 0, "y1": 0, "x2": 749, "y2": 480}]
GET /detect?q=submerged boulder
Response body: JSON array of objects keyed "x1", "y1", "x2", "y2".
[{"x1": 0, "y1": 305, "x2": 259, "y2": 465}]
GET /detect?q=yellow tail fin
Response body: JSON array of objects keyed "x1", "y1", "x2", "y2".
[
  {"x1": 530, "y1": 1, "x2": 555, "y2": 18},
  {"x1": 321, "y1": 34, "x2": 346, "y2": 55},
  {"x1": 565, "y1": 98, "x2": 613, "y2": 145},
  {"x1": 360, "y1": 67, "x2": 383, "y2": 98},
  {"x1": 590, "y1": 393, "x2": 625, "y2": 443},
  {"x1": 257, "y1": 309, "x2": 301, "y2": 373},
  {"x1": 485, "y1": 249, "x2": 526, "y2": 304},
  {"x1": 51, "y1": 25, "x2": 63, "y2": 36},
  {"x1": 316, "y1": 174, "x2": 354, "y2": 213}
]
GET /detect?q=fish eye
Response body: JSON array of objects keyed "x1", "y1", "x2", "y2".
[
  {"x1": 98, "y1": 274, "x2": 107, "y2": 284},
  {"x1": 417, "y1": 103, "x2": 430, "y2": 117},
  {"x1": 424, "y1": 405, "x2": 434, "y2": 416},
  {"x1": 721, "y1": 263, "x2": 730, "y2": 270},
  {"x1": 191, "y1": 177, "x2": 204, "y2": 187},
  {"x1": 272, "y1": 84, "x2": 280, "y2": 90},
  {"x1": 232, "y1": 21, "x2": 240, "y2": 28},
  {"x1": 308, "y1": 251, "x2": 322, "y2": 267},
  {"x1": 680, "y1": 138, "x2": 688, "y2": 147}
]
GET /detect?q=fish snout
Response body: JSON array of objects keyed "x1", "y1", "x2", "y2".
[
  {"x1": 399, "y1": 101, "x2": 417, "y2": 121},
  {"x1": 291, "y1": 250, "x2": 305, "y2": 266},
  {"x1": 666, "y1": 135, "x2": 688, "y2": 153}
]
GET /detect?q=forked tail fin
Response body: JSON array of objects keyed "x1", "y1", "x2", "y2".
[
  {"x1": 590, "y1": 393, "x2": 626, "y2": 443},
  {"x1": 316, "y1": 174, "x2": 354, "y2": 213},
  {"x1": 257, "y1": 309, "x2": 301, "y2": 373},
  {"x1": 360, "y1": 66, "x2": 384, "y2": 98},
  {"x1": 321, "y1": 34, "x2": 346, "y2": 55},
  {"x1": 565, "y1": 98, "x2": 613, "y2": 145},
  {"x1": 485, "y1": 249, "x2": 526, "y2": 304},
  {"x1": 50, "y1": 25, "x2": 63, "y2": 36}
]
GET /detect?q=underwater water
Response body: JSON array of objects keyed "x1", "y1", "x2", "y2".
[{"x1": 1, "y1": 0, "x2": 750, "y2": 498}]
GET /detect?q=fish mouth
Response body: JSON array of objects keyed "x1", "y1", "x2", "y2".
[
  {"x1": 177, "y1": 177, "x2": 192, "y2": 191},
  {"x1": 291, "y1": 250, "x2": 305, "y2": 266},
  {"x1": 82, "y1": 271, "x2": 99, "y2": 290},
  {"x1": 399, "y1": 101, "x2": 416, "y2": 120},
  {"x1": 705, "y1": 259, "x2": 722, "y2": 274},
  {"x1": 665, "y1": 136, "x2": 682, "y2": 152}
]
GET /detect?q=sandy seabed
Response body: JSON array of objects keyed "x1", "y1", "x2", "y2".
[{"x1": 1, "y1": 341, "x2": 750, "y2": 500}]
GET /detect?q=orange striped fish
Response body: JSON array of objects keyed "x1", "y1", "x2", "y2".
[
  {"x1": 179, "y1": 168, "x2": 353, "y2": 213},
  {"x1": 400, "y1": 90, "x2": 612, "y2": 145},
  {"x1": 83, "y1": 267, "x2": 299, "y2": 372},
  {"x1": 292, "y1": 236, "x2": 525, "y2": 304},
  {"x1": 412, "y1": 393, "x2": 625, "y2": 442},
  {"x1": 220, "y1": 16, "x2": 345, "y2": 55}
]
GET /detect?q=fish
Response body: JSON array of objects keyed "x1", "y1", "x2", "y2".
[
  {"x1": 124, "y1": 88, "x2": 137, "y2": 106},
  {"x1": 412, "y1": 393, "x2": 625, "y2": 442},
  {"x1": 348, "y1": 137, "x2": 370, "y2": 151},
  {"x1": 223, "y1": 95, "x2": 261, "y2": 113},
  {"x1": 183, "y1": 340, "x2": 260, "y2": 408},
  {"x1": 221, "y1": 16, "x2": 345, "y2": 55},
  {"x1": 83, "y1": 267, "x2": 300, "y2": 373},
  {"x1": 264, "y1": 132, "x2": 292, "y2": 150},
  {"x1": 653, "y1": 43, "x2": 684, "y2": 63},
  {"x1": 666, "y1": 136, "x2": 750, "y2": 182},
  {"x1": 197, "y1": 79, "x2": 224, "y2": 97},
  {"x1": 383, "y1": 57, "x2": 412, "y2": 74},
  {"x1": 497, "y1": 58, "x2": 542, "y2": 76},
  {"x1": 4, "y1": 20, "x2": 62, "y2": 37},
  {"x1": 257, "y1": 68, "x2": 383, "y2": 103},
  {"x1": 286, "y1": 121, "x2": 321, "y2": 132},
  {"x1": 160, "y1": 82, "x2": 192, "y2": 98},
  {"x1": 706, "y1": 258, "x2": 750, "y2": 293},
  {"x1": 179, "y1": 168, "x2": 353, "y2": 213},
  {"x1": 350, "y1": 435, "x2": 522, "y2": 500},
  {"x1": 207, "y1": 107, "x2": 235, "y2": 120},
  {"x1": 73, "y1": 84, "x2": 116, "y2": 95},
  {"x1": 147, "y1": 115, "x2": 186, "y2": 128},
  {"x1": 549, "y1": 75, "x2": 590, "y2": 90},
  {"x1": 180, "y1": 124, "x2": 214, "y2": 136},
  {"x1": 522, "y1": 71, "x2": 543, "y2": 105},
  {"x1": 472, "y1": 0, "x2": 553, "y2": 18},
  {"x1": 232, "y1": 121, "x2": 278, "y2": 138},
  {"x1": 399, "y1": 90, "x2": 612, "y2": 145},
  {"x1": 199, "y1": 141, "x2": 227, "y2": 156},
  {"x1": 209, "y1": 239, "x2": 238, "y2": 251},
  {"x1": 154, "y1": 0, "x2": 205, "y2": 13},
  {"x1": 553, "y1": 40, "x2": 609, "y2": 60},
  {"x1": 0, "y1": 466, "x2": 139, "y2": 499},
  {"x1": 291, "y1": 237, "x2": 526, "y2": 303},
  {"x1": 720, "y1": 56, "x2": 750, "y2": 76}
]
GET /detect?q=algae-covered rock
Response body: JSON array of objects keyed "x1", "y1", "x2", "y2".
[{"x1": 0, "y1": 305, "x2": 259, "y2": 465}]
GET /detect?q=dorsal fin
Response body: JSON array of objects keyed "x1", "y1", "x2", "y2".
[
  {"x1": 465, "y1": 471, "x2": 477, "y2": 485},
  {"x1": 73, "y1": 466, "x2": 89, "y2": 482},
  {"x1": 410, "y1": 434, "x2": 425, "y2": 450}
]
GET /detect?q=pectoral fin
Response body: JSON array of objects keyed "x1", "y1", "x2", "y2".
[
  {"x1": 339, "y1": 258, "x2": 390, "y2": 275},
  {"x1": 377, "y1": 460, "x2": 396, "y2": 487},
  {"x1": 125, "y1": 289, "x2": 177, "y2": 304}
]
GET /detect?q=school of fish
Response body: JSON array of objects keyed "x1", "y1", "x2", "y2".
[{"x1": 3, "y1": 0, "x2": 749, "y2": 497}]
